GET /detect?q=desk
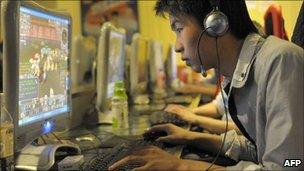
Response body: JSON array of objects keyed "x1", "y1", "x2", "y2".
[
  {"x1": 58, "y1": 94, "x2": 201, "y2": 140},
  {"x1": 48, "y1": 95, "x2": 204, "y2": 170}
]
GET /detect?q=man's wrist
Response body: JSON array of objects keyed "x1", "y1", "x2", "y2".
[
  {"x1": 188, "y1": 114, "x2": 200, "y2": 125},
  {"x1": 184, "y1": 131, "x2": 201, "y2": 143},
  {"x1": 189, "y1": 107, "x2": 197, "y2": 113}
]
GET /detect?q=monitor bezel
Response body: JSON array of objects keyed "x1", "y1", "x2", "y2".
[
  {"x1": 165, "y1": 44, "x2": 178, "y2": 88},
  {"x1": 2, "y1": 1, "x2": 72, "y2": 152},
  {"x1": 71, "y1": 35, "x2": 96, "y2": 93},
  {"x1": 129, "y1": 33, "x2": 149, "y2": 96},
  {"x1": 148, "y1": 40, "x2": 166, "y2": 93},
  {"x1": 95, "y1": 22, "x2": 126, "y2": 112}
]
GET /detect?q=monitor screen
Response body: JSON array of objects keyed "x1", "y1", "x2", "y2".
[
  {"x1": 18, "y1": 6, "x2": 70, "y2": 126},
  {"x1": 2, "y1": 1, "x2": 72, "y2": 152},
  {"x1": 106, "y1": 31, "x2": 125, "y2": 98}
]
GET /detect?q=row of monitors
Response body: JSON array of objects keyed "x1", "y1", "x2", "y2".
[
  {"x1": 1, "y1": 1, "x2": 179, "y2": 153},
  {"x1": 73, "y1": 32, "x2": 178, "y2": 111}
]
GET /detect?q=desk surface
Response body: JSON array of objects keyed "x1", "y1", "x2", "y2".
[
  {"x1": 57, "y1": 112, "x2": 151, "y2": 140},
  {"x1": 59, "y1": 94, "x2": 201, "y2": 139}
]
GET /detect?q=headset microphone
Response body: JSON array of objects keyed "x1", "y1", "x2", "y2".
[
  {"x1": 200, "y1": 66, "x2": 208, "y2": 77},
  {"x1": 197, "y1": 27, "x2": 210, "y2": 77}
]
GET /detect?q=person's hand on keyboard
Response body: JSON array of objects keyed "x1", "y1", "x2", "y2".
[
  {"x1": 165, "y1": 104, "x2": 197, "y2": 124},
  {"x1": 144, "y1": 123, "x2": 192, "y2": 144},
  {"x1": 108, "y1": 145, "x2": 183, "y2": 171}
]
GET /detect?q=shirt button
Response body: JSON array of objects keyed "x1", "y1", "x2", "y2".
[{"x1": 241, "y1": 73, "x2": 245, "y2": 78}]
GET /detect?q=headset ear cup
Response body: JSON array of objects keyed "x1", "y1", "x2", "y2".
[{"x1": 204, "y1": 10, "x2": 229, "y2": 37}]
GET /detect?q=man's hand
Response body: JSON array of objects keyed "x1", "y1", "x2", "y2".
[
  {"x1": 144, "y1": 123, "x2": 193, "y2": 144},
  {"x1": 108, "y1": 146, "x2": 185, "y2": 171},
  {"x1": 108, "y1": 145, "x2": 225, "y2": 170},
  {"x1": 165, "y1": 104, "x2": 197, "y2": 124}
]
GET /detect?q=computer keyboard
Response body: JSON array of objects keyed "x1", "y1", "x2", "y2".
[
  {"x1": 149, "y1": 111, "x2": 188, "y2": 127},
  {"x1": 87, "y1": 139, "x2": 165, "y2": 170},
  {"x1": 165, "y1": 95, "x2": 193, "y2": 104}
]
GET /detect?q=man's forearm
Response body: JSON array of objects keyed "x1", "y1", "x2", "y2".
[
  {"x1": 186, "y1": 131, "x2": 223, "y2": 154},
  {"x1": 191, "y1": 116, "x2": 241, "y2": 135},
  {"x1": 192, "y1": 102, "x2": 221, "y2": 119}
]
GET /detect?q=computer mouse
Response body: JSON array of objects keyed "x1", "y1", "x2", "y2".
[
  {"x1": 183, "y1": 153, "x2": 202, "y2": 160},
  {"x1": 142, "y1": 130, "x2": 167, "y2": 141},
  {"x1": 75, "y1": 136, "x2": 94, "y2": 142}
]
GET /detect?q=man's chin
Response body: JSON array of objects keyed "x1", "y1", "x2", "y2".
[{"x1": 191, "y1": 66, "x2": 201, "y2": 73}]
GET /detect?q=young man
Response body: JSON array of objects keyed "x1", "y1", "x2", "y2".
[{"x1": 109, "y1": 1, "x2": 303, "y2": 170}]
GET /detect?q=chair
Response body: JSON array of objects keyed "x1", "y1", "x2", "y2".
[{"x1": 264, "y1": 4, "x2": 289, "y2": 40}]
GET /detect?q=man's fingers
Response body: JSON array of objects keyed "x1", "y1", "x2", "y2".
[
  {"x1": 129, "y1": 146, "x2": 158, "y2": 156},
  {"x1": 144, "y1": 124, "x2": 169, "y2": 134},
  {"x1": 156, "y1": 135, "x2": 179, "y2": 143},
  {"x1": 108, "y1": 155, "x2": 144, "y2": 171},
  {"x1": 132, "y1": 164, "x2": 151, "y2": 171},
  {"x1": 108, "y1": 156, "x2": 133, "y2": 170}
]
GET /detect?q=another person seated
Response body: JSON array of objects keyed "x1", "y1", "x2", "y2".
[
  {"x1": 173, "y1": 68, "x2": 219, "y2": 97},
  {"x1": 165, "y1": 92, "x2": 241, "y2": 135}
]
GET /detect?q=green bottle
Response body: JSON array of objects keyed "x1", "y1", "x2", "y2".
[{"x1": 111, "y1": 81, "x2": 129, "y2": 129}]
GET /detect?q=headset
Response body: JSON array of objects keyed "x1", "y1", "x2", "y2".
[
  {"x1": 197, "y1": 0, "x2": 229, "y2": 77},
  {"x1": 204, "y1": 0, "x2": 229, "y2": 37},
  {"x1": 196, "y1": 1, "x2": 230, "y2": 170}
]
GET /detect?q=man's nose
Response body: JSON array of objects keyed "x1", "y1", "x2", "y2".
[{"x1": 174, "y1": 39, "x2": 183, "y2": 53}]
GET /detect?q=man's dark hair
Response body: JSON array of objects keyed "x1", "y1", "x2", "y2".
[{"x1": 155, "y1": 0, "x2": 258, "y2": 39}]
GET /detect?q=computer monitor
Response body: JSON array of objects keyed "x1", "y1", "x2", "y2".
[
  {"x1": 129, "y1": 33, "x2": 149, "y2": 96},
  {"x1": 165, "y1": 44, "x2": 178, "y2": 89},
  {"x1": 95, "y1": 22, "x2": 126, "y2": 119},
  {"x1": 71, "y1": 35, "x2": 96, "y2": 92},
  {"x1": 2, "y1": 1, "x2": 72, "y2": 152},
  {"x1": 148, "y1": 40, "x2": 166, "y2": 96}
]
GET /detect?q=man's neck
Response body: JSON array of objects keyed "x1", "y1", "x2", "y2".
[{"x1": 218, "y1": 35, "x2": 245, "y2": 79}]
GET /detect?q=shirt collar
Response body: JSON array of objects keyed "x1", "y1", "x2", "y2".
[{"x1": 231, "y1": 33, "x2": 262, "y2": 88}]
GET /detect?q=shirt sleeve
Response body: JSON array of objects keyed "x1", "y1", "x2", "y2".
[
  {"x1": 220, "y1": 130, "x2": 257, "y2": 162},
  {"x1": 221, "y1": 130, "x2": 284, "y2": 170},
  {"x1": 212, "y1": 90, "x2": 233, "y2": 121},
  {"x1": 259, "y1": 47, "x2": 304, "y2": 169},
  {"x1": 212, "y1": 93, "x2": 225, "y2": 116}
]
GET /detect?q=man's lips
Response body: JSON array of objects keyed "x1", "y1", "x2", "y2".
[
  {"x1": 185, "y1": 60, "x2": 191, "y2": 66},
  {"x1": 182, "y1": 57, "x2": 191, "y2": 66}
]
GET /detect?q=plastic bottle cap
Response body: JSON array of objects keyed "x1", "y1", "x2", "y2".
[{"x1": 114, "y1": 81, "x2": 125, "y2": 89}]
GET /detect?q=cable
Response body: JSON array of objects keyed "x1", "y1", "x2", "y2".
[
  {"x1": 51, "y1": 132, "x2": 63, "y2": 143},
  {"x1": 40, "y1": 135, "x2": 47, "y2": 145},
  {"x1": 85, "y1": 93, "x2": 98, "y2": 116},
  {"x1": 89, "y1": 92, "x2": 97, "y2": 105},
  {"x1": 196, "y1": 29, "x2": 229, "y2": 170},
  {"x1": 205, "y1": 38, "x2": 229, "y2": 171},
  {"x1": 197, "y1": 27, "x2": 210, "y2": 77}
]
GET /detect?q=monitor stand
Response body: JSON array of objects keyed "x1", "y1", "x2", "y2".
[
  {"x1": 132, "y1": 94, "x2": 150, "y2": 105},
  {"x1": 15, "y1": 140, "x2": 81, "y2": 170},
  {"x1": 98, "y1": 110, "x2": 113, "y2": 124}
]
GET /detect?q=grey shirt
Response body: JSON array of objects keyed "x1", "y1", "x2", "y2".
[{"x1": 221, "y1": 34, "x2": 304, "y2": 170}]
